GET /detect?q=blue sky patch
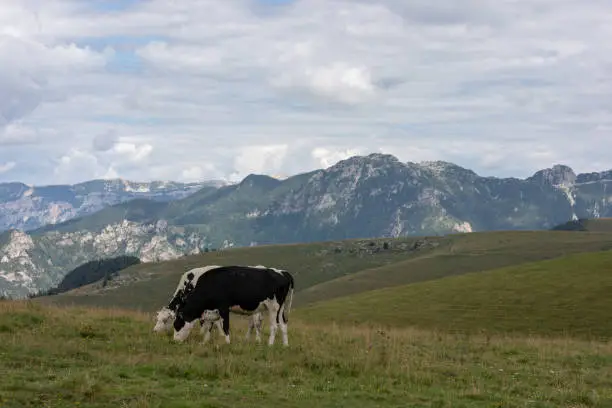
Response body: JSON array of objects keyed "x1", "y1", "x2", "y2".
[
  {"x1": 257, "y1": 0, "x2": 295, "y2": 4},
  {"x1": 105, "y1": 50, "x2": 144, "y2": 74},
  {"x1": 77, "y1": 35, "x2": 167, "y2": 52},
  {"x1": 75, "y1": 34, "x2": 166, "y2": 75},
  {"x1": 91, "y1": 115, "x2": 168, "y2": 126},
  {"x1": 88, "y1": 0, "x2": 142, "y2": 12}
]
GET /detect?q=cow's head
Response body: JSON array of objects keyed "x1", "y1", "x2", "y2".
[
  {"x1": 163, "y1": 276, "x2": 197, "y2": 324},
  {"x1": 167, "y1": 291, "x2": 183, "y2": 312},
  {"x1": 170, "y1": 273, "x2": 203, "y2": 341},
  {"x1": 153, "y1": 307, "x2": 176, "y2": 333}
]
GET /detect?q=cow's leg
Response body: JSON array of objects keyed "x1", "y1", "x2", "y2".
[
  {"x1": 245, "y1": 315, "x2": 254, "y2": 341},
  {"x1": 254, "y1": 312, "x2": 263, "y2": 343},
  {"x1": 266, "y1": 301, "x2": 279, "y2": 346},
  {"x1": 218, "y1": 307, "x2": 231, "y2": 344},
  {"x1": 244, "y1": 312, "x2": 262, "y2": 343},
  {"x1": 278, "y1": 303, "x2": 289, "y2": 347},
  {"x1": 199, "y1": 320, "x2": 214, "y2": 343},
  {"x1": 173, "y1": 320, "x2": 196, "y2": 342},
  {"x1": 214, "y1": 319, "x2": 224, "y2": 340}
]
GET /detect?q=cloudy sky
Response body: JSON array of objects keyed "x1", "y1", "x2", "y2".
[{"x1": 1, "y1": 0, "x2": 610, "y2": 185}]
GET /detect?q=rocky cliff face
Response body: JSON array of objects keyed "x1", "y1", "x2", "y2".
[
  {"x1": 2, "y1": 153, "x2": 612, "y2": 298},
  {"x1": 0, "y1": 221, "x2": 212, "y2": 298},
  {"x1": 0, "y1": 178, "x2": 226, "y2": 232},
  {"x1": 251, "y1": 154, "x2": 611, "y2": 242}
]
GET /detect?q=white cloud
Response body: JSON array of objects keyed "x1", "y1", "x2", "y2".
[
  {"x1": 92, "y1": 129, "x2": 118, "y2": 152},
  {"x1": 272, "y1": 62, "x2": 378, "y2": 105},
  {"x1": 0, "y1": 123, "x2": 39, "y2": 145},
  {"x1": 111, "y1": 142, "x2": 153, "y2": 162},
  {"x1": 181, "y1": 165, "x2": 205, "y2": 182},
  {"x1": 181, "y1": 162, "x2": 220, "y2": 182},
  {"x1": 229, "y1": 144, "x2": 289, "y2": 182},
  {"x1": 51, "y1": 138, "x2": 155, "y2": 183},
  {"x1": 0, "y1": 162, "x2": 16, "y2": 174},
  {"x1": 312, "y1": 147, "x2": 365, "y2": 169},
  {"x1": 1, "y1": 0, "x2": 611, "y2": 185}
]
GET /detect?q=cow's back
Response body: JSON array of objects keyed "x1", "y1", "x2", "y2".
[
  {"x1": 181, "y1": 266, "x2": 288, "y2": 317},
  {"x1": 172, "y1": 265, "x2": 221, "y2": 296}
]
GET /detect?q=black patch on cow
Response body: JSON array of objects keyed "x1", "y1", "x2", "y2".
[
  {"x1": 166, "y1": 268, "x2": 219, "y2": 313},
  {"x1": 173, "y1": 313, "x2": 187, "y2": 332},
  {"x1": 280, "y1": 270, "x2": 295, "y2": 323},
  {"x1": 218, "y1": 308, "x2": 230, "y2": 336},
  {"x1": 174, "y1": 266, "x2": 294, "y2": 334},
  {"x1": 237, "y1": 301, "x2": 261, "y2": 312},
  {"x1": 167, "y1": 289, "x2": 184, "y2": 312}
]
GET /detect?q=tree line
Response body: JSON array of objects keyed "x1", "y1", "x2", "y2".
[{"x1": 26, "y1": 255, "x2": 141, "y2": 298}]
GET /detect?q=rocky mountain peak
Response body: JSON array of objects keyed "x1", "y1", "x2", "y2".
[
  {"x1": 238, "y1": 174, "x2": 282, "y2": 191},
  {"x1": 575, "y1": 169, "x2": 612, "y2": 184},
  {"x1": 418, "y1": 160, "x2": 477, "y2": 179},
  {"x1": 529, "y1": 164, "x2": 577, "y2": 187},
  {"x1": 312, "y1": 153, "x2": 404, "y2": 189},
  {"x1": 365, "y1": 152, "x2": 400, "y2": 162},
  {"x1": 330, "y1": 153, "x2": 400, "y2": 170},
  {"x1": 0, "y1": 182, "x2": 30, "y2": 201}
]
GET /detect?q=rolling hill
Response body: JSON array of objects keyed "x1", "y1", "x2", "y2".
[
  {"x1": 552, "y1": 217, "x2": 612, "y2": 232},
  {"x1": 35, "y1": 235, "x2": 446, "y2": 311},
  {"x1": 35, "y1": 228, "x2": 612, "y2": 314},
  {"x1": 297, "y1": 250, "x2": 612, "y2": 339},
  {"x1": 295, "y1": 228, "x2": 612, "y2": 305}
]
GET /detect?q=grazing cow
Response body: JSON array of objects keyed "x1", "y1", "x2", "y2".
[
  {"x1": 153, "y1": 265, "x2": 265, "y2": 343},
  {"x1": 173, "y1": 265, "x2": 295, "y2": 346},
  {"x1": 153, "y1": 265, "x2": 221, "y2": 333}
]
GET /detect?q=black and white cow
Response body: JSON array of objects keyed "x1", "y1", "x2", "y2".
[
  {"x1": 153, "y1": 265, "x2": 265, "y2": 343},
  {"x1": 173, "y1": 265, "x2": 295, "y2": 346}
]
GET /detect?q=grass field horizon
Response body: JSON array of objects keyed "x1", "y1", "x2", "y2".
[
  {"x1": 297, "y1": 249, "x2": 612, "y2": 340},
  {"x1": 1, "y1": 300, "x2": 611, "y2": 407},
  {"x1": 35, "y1": 228, "x2": 612, "y2": 313}
]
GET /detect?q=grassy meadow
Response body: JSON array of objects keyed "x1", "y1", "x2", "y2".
[
  {"x1": 297, "y1": 250, "x2": 612, "y2": 340},
  {"x1": 6, "y1": 224, "x2": 612, "y2": 406},
  {"x1": 36, "y1": 229, "x2": 612, "y2": 311},
  {"x1": 1, "y1": 300, "x2": 611, "y2": 408},
  {"x1": 295, "y1": 229, "x2": 612, "y2": 306}
]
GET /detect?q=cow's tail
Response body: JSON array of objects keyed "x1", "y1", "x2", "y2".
[{"x1": 281, "y1": 271, "x2": 295, "y2": 323}]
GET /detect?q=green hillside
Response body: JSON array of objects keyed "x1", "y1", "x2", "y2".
[
  {"x1": 297, "y1": 250, "x2": 612, "y2": 339},
  {"x1": 552, "y1": 217, "x2": 612, "y2": 232},
  {"x1": 1, "y1": 301, "x2": 611, "y2": 407},
  {"x1": 296, "y1": 229, "x2": 612, "y2": 305},
  {"x1": 36, "y1": 228, "x2": 612, "y2": 312},
  {"x1": 36, "y1": 235, "x2": 446, "y2": 311}
]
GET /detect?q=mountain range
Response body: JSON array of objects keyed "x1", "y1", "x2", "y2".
[
  {"x1": 0, "y1": 178, "x2": 227, "y2": 232},
  {"x1": 1, "y1": 153, "x2": 611, "y2": 298}
]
